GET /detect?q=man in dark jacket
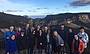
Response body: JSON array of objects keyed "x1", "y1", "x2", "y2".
[
  {"x1": 33, "y1": 26, "x2": 41, "y2": 47},
  {"x1": 58, "y1": 24, "x2": 68, "y2": 53},
  {"x1": 58, "y1": 24, "x2": 67, "y2": 43},
  {"x1": 24, "y1": 24, "x2": 33, "y2": 54}
]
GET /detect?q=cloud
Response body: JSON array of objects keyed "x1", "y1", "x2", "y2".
[
  {"x1": 36, "y1": 7, "x2": 49, "y2": 10},
  {"x1": 0, "y1": 0, "x2": 9, "y2": 3},
  {"x1": 6, "y1": 9, "x2": 23, "y2": 12},
  {"x1": 70, "y1": 0, "x2": 90, "y2": 6},
  {"x1": 28, "y1": 10, "x2": 37, "y2": 12}
]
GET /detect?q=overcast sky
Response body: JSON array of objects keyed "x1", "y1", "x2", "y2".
[{"x1": 0, "y1": 0, "x2": 90, "y2": 16}]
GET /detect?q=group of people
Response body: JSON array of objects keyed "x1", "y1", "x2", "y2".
[{"x1": 3, "y1": 24, "x2": 89, "y2": 54}]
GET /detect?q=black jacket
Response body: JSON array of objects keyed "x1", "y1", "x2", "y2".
[{"x1": 24, "y1": 28, "x2": 33, "y2": 49}]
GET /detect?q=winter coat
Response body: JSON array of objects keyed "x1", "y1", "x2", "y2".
[
  {"x1": 4, "y1": 31, "x2": 17, "y2": 53},
  {"x1": 24, "y1": 28, "x2": 33, "y2": 49},
  {"x1": 77, "y1": 32, "x2": 89, "y2": 48}
]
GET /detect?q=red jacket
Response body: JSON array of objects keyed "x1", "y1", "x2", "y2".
[{"x1": 79, "y1": 39, "x2": 85, "y2": 54}]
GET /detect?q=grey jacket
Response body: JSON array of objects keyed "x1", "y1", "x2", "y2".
[{"x1": 55, "y1": 35, "x2": 64, "y2": 47}]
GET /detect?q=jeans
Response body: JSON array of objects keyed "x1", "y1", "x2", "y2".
[
  {"x1": 27, "y1": 48, "x2": 33, "y2": 54},
  {"x1": 47, "y1": 44, "x2": 52, "y2": 54},
  {"x1": 5, "y1": 51, "x2": 18, "y2": 54}
]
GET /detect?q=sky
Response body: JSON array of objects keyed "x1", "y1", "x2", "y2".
[{"x1": 0, "y1": 0, "x2": 90, "y2": 16}]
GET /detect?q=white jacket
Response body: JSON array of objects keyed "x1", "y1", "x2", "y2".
[{"x1": 77, "y1": 32, "x2": 89, "y2": 48}]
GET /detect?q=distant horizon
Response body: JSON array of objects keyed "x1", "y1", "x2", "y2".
[
  {"x1": 1, "y1": 11, "x2": 90, "y2": 19},
  {"x1": 1, "y1": 11, "x2": 90, "y2": 16},
  {"x1": 3, "y1": 11, "x2": 90, "y2": 16}
]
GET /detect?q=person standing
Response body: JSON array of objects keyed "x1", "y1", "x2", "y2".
[
  {"x1": 53, "y1": 31, "x2": 64, "y2": 54},
  {"x1": 77, "y1": 27, "x2": 89, "y2": 54},
  {"x1": 72, "y1": 35, "x2": 79, "y2": 54},
  {"x1": 4, "y1": 26, "x2": 17, "y2": 54},
  {"x1": 58, "y1": 24, "x2": 67, "y2": 43},
  {"x1": 67, "y1": 28, "x2": 75, "y2": 54},
  {"x1": 72, "y1": 35, "x2": 85, "y2": 54},
  {"x1": 42, "y1": 26, "x2": 53, "y2": 54},
  {"x1": 58, "y1": 24, "x2": 67, "y2": 53},
  {"x1": 16, "y1": 27, "x2": 25, "y2": 53},
  {"x1": 24, "y1": 24, "x2": 33, "y2": 54}
]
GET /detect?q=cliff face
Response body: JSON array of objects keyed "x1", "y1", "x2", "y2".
[
  {"x1": 41, "y1": 13, "x2": 90, "y2": 29},
  {"x1": 0, "y1": 12, "x2": 28, "y2": 28},
  {"x1": 0, "y1": 12, "x2": 90, "y2": 29}
]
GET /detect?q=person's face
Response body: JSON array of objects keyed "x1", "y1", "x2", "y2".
[
  {"x1": 80, "y1": 29, "x2": 84, "y2": 33},
  {"x1": 74, "y1": 35, "x2": 78, "y2": 40},
  {"x1": 26, "y1": 24, "x2": 30, "y2": 27},
  {"x1": 18, "y1": 27, "x2": 21, "y2": 31},
  {"x1": 53, "y1": 31, "x2": 58, "y2": 36},
  {"x1": 69, "y1": 29, "x2": 72, "y2": 32},
  {"x1": 10, "y1": 26, "x2": 14, "y2": 31},
  {"x1": 61, "y1": 25, "x2": 64, "y2": 30},
  {"x1": 45, "y1": 27, "x2": 48, "y2": 31},
  {"x1": 37, "y1": 26, "x2": 40, "y2": 29}
]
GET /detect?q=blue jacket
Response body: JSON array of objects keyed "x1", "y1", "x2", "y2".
[{"x1": 4, "y1": 31, "x2": 17, "y2": 52}]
